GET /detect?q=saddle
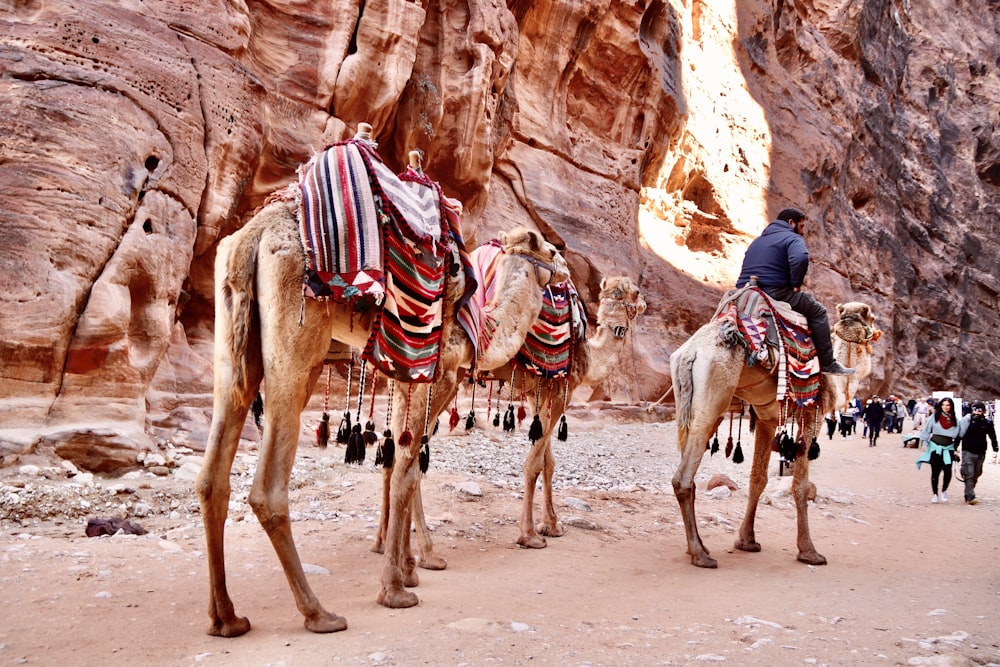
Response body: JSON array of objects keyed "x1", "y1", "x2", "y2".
[
  {"x1": 296, "y1": 137, "x2": 476, "y2": 382},
  {"x1": 514, "y1": 280, "x2": 585, "y2": 379},
  {"x1": 713, "y1": 284, "x2": 821, "y2": 406}
]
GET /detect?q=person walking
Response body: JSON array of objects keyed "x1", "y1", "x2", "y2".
[
  {"x1": 735, "y1": 207, "x2": 854, "y2": 375},
  {"x1": 914, "y1": 399, "x2": 931, "y2": 429},
  {"x1": 864, "y1": 396, "x2": 885, "y2": 447},
  {"x1": 916, "y1": 397, "x2": 961, "y2": 503},
  {"x1": 956, "y1": 401, "x2": 998, "y2": 504}
]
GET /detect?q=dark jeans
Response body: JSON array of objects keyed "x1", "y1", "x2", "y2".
[
  {"x1": 760, "y1": 287, "x2": 835, "y2": 367},
  {"x1": 929, "y1": 451, "x2": 952, "y2": 494}
]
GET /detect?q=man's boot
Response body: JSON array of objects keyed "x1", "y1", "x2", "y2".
[{"x1": 811, "y1": 316, "x2": 855, "y2": 375}]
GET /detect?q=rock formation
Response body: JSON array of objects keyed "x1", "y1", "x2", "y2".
[{"x1": 1, "y1": 0, "x2": 998, "y2": 470}]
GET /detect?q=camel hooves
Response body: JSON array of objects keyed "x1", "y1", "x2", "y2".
[
  {"x1": 370, "y1": 542, "x2": 385, "y2": 555},
  {"x1": 207, "y1": 615, "x2": 252, "y2": 638},
  {"x1": 517, "y1": 534, "x2": 548, "y2": 549},
  {"x1": 418, "y1": 554, "x2": 448, "y2": 571},
  {"x1": 690, "y1": 554, "x2": 718, "y2": 569},
  {"x1": 403, "y1": 569, "x2": 420, "y2": 588},
  {"x1": 797, "y1": 552, "x2": 828, "y2": 566},
  {"x1": 377, "y1": 587, "x2": 420, "y2": 609},
  {"x1": 537, "y1": 523, "x2": 564, "y2": 538},
  {"x1": 304, "y1": 612, "x2": 348, "y2": 634},
  {"x1": 734, "y1": 539, "x2": 761, "y2": 553}
]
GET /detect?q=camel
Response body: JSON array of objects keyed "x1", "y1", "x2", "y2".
[
  {"x1": 195, "y1": 190, "x2": 568, "y2": 633},
  {"x1": 371, "y1": 276, "x2": 645, "y2": 569},
  {"x1": 370, "y1": 238, "x2": 573, "y2": 607},
  {"x1": 512, "y1": 276, "x2": 646, "y2": 548},
  {"x1": 670, "y1": 299, "x2": 880, "y2": 568}
]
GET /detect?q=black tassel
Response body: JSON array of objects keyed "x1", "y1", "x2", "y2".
[
  {"x1": 808, "y1": 436, "x2": 820, "y2": 460},
  {"x1": 557, "y1": 415, "x2": 568, "y2": 441},
  {"x1": 780, "y1": 433, "x2": 797, "y2": 462},
  {"x1": 432, "y1": 418, "x2": 439, "y2": 435},
  {"x1": 725, "y1": 436, "x2": 733, "y2": 458},
  {"x1": 251, "y1": 392, "x2": 264, "y2": 433},
  {"x1": 503, "y1": 405, "x2": 516, "y2": 432},
  {"x1": 419, "y1": 435, "x2": 430, "y2": 474},
  {"x1": 528, "y1": 414, "x2": 543, "y2": 442},
  {"x1": 493, "y1": 412, "x2": 500, "y2": 427},
  {"x1": 375, "y1": 429, "x2": 395, "y2": 468},
  {"x1": 449, "y1": 407, "x2": 460, "y2": 432},
  {"x1": 748, "y1": 406, "x2": 757, "y2": 433},
  {"x1": 336, "y1": 411, "x2": 352, "y2": 444},
  {"x1": 732, "y1": 441, "x2": 745, "y2": 464},
  {"x1": 465, "y1": 410, "x2": 476, "y2": 431},
  {"x1": 363, "y1": 420, "x2": 378, "y2": 446},
  {"x1": 316, "y1": 412, "x2": 330, "y2": 449},
  {"x1": 710, "y1": 435, "x2": 720, "y2": 455},
  {"x1": 345, "y1": 423, "x2": 365, "y2": 465}
]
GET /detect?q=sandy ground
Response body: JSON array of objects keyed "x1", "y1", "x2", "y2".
[{"x1": 1, "y1": 415, "x2": 999, "y2": 667}]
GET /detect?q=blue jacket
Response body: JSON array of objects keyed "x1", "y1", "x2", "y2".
[{"x1": 736, "y1": 220, "x2": 810, "y2": 289}]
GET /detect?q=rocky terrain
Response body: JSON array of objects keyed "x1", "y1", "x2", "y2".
[
  {"x1": 1, "y1": 1, "x2": 999, "y2": 475},
  {"x1": 2, "y1": 414, "x2": 999, "y2": 666}
]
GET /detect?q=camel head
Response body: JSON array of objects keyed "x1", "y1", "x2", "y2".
[
  {"x1": 833, "y1": 301, "x2": 882, "y2": 350},
  {"x1": 596, "y1": 276, "x2": 646, "y2": 338},
  {"x1": 498, "y1": 227, "x2": 570, "y2": 287}
]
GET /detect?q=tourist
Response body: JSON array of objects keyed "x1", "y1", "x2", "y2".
[
  {"x1": 916, "y1": 397, "x2": 961, "y2": 503},
  {"x1": 825, "y1": 411, "x2": 838, "y2": 440},
  {"x1": 913, "y1": 398, "x2": 931, "y2": 429},
  {"x1": 864, "y1": 396, "x2": 885, "y2": 447},
  {"x1": 956, "y1": 401, "x2": 998, "y2": 504},
  {"x1": 735, "y1": 208, "x2": 853, "y2": 375}
]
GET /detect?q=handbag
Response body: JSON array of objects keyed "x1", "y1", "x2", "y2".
[{"x1": 929, "y1": 433, "x2": 954, "y2": 447}]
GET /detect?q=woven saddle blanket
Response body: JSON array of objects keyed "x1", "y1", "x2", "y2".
[
  {"x1": 713, "y1": 286, "x2": 821, "y2": 406},
  {"x1": 298, "y1": 139, "x2": 475, "y2": 382},
  {"x1": 515, "y1": 280, "x2": 585, "y2": 379}
]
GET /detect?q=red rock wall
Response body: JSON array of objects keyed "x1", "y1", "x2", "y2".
[{"x1": 1, "y1": 0, "x2": 998, "y2": 469}]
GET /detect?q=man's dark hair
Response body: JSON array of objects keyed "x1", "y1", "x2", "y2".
[{"x1": 777, "y1": 208, "x2": 806, "y2": 223}]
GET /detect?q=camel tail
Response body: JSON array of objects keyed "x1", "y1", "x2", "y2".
[
  {"x1": 670, "y1": 343, "x2": 697, "y2": 450},
  {"x1": 215, "y1": 219, "x2": 264, "y2": 404}
]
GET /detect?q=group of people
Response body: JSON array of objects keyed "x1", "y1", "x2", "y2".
[{"x1": 737, "y1": 207, "x2": 996, "y2": 506}]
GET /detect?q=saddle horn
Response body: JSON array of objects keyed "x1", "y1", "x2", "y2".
[{"x1": 408, "y1": 150, "x2": 423, "y2": 172}]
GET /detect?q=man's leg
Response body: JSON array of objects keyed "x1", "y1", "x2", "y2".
[{"x1": 767, "y1": 288, "x2": 853, "y2": 375}]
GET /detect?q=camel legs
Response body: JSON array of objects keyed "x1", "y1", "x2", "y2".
[
  {"x1": 518, "y1": 426, "x2": 563, "y2": 548},
  {"x1": 791, "y1": 423, "x2": 826, "y2": 565},
  {"x1": 196, "y1": 365, "x2": 258, "y2": 637},
  {"x1": 735, "y1": 421, "x2": 777, "y2": 553},
  {"x1": 672, "y1": 416, "x2": 720, "y2": 568},
  {"x1": 246, "y1": 365, "x2": 347, "y2": 633}
]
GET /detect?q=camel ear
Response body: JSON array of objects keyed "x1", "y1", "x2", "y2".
[
  {"x1": 636, "y1": 294, "x2": 648, "y2": 314},
  {"x1": 498, "y1": 231, "x2": 508, "y2": 247},
  {"x1": 865, "y1": 305, "x2": 874, "y2": 325},
  {"x1": 836, "y1": 303, "x2": 845, "y2": 318},
  {"x1": 527, "y1": 229, "x2": 540, "y2": 251},
  {"x1": 600, "y1": 276, "x2": 609, "y2": 291}
]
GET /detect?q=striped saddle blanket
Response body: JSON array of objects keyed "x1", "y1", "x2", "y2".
[
  {"x1": 298, "y1": 139, "x2": 475, "y2": 382},
  {"x1": 714, "y1": 286, "x2": 821, "y2": 406},
  {"x1": 515, "y1": 280, "x2": 585, "y2": 378}
]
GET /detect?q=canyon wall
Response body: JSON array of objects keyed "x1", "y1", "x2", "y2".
[{"x1": 1, "y1": 0, "x2": 997, "y2": 470}]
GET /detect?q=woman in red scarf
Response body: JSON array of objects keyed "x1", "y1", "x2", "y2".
[{"x1": 915, "y1": 397, "x2": 961, "y2": 503}]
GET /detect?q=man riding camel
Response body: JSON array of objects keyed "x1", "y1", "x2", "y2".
[{"x1": 736, "y1": 207, "x2": 854, "y2": 376}]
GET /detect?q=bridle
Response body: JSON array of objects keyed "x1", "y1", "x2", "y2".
[
  {"x1": 520, "y1": 253, "x2": 559, "y2": 287},
  {"x1": 598, "y1": 292, "x2": 639, "y2": 338},
  {"x1": 833, "y1": 313, "x2": 876, "y2": 345}
]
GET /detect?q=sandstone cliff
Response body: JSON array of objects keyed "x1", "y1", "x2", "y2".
[{"x1": 1, "y1": 0, "x2": 998, "y2": 471}]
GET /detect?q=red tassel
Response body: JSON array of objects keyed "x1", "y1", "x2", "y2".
[
  {"x1": 449, "y1": 407, "x2": 460, "y2": 432},
  {"x1": 517, "y1": 405, "x2": 527, "y2": 425}
]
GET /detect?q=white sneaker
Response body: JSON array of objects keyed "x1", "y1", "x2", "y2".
[
  {"x1": 941, "y1": 492, "x2": 948, "y2": 503},
  {"x1": 932, "y1": 494, "x2": 939, "y2": 503}
]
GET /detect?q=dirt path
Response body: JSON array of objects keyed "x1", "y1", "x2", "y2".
[{"x1": 1, "y1": 420, "x2": 998, "y2": 666}]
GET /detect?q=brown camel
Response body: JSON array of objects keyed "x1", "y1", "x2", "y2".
[
  {"x1": 670, "y1": 300, "x2": 880, "y2": 568},
  {"x1": 371, "y1": 276, "x2": 645, "y2": 567},
  {"x1": 370, "y1": 237, "x2": 572, "y2": 606},
  {"x1": 195, "y1": 192, "x2": 567, "y2": 633},
  {"x1": 512, "y1": 276, "x2": 646, "y2": 548}
]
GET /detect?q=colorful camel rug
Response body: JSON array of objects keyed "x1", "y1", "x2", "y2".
[
  {"x1": 515, "y1": 280, "x2": 585, "y2": 378},
  {"x1": 714, "y1": 286, "x2": 821, "y2": 406},
  {"x1": 457, "y1": 239, "x2": 504, "y2": 363},
  {"x1": 297, "y1": 139, "x2": 476, "y2": 382}
]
